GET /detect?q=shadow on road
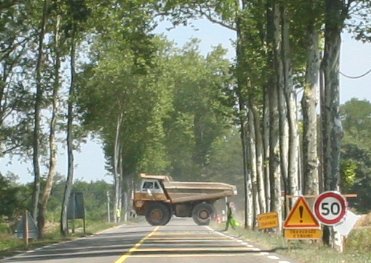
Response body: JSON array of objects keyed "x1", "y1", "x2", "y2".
[{"x1": 2, "y1": 221, "x2": 289, "y2": 262}]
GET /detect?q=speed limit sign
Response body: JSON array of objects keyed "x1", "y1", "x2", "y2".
[{"x1": 314, "y1": 191, "x2": 347, "y2": 226}]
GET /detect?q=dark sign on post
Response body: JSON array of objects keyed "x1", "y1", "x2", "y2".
[
  {"x1": 67, "y1": 191, "x2": 85, "y2": 219},
  {"x1": 16, "y1": 210, "x2": 38, "y2": 240},
  {"x1": 67, "y1": 191, "x2": 86, "y2": 234}
]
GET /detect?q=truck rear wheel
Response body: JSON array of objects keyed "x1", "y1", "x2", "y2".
[
  {"x1": 192, "y1": 203, "x2": 215, "y2": 226},
  {"x1": 145, "y1": 202, "x2": 171, "y2": 226}
]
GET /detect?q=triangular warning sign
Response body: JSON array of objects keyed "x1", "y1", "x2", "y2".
[{"x1": 284, "y1": 196, "x2": 320, "y2": 229}]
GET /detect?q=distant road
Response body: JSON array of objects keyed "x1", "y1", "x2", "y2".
[{"x1": 2, "y1": 218, "x2": 296, "y2": 263}]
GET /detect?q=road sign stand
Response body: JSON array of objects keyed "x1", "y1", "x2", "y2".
[
  {"x1": 283, "y1": 195, "x2": 322, "y2": 246},
  {"x1": 286, "y1": 236, "x2": 323, "y2": 252},
  {"x1": 285, "y1": 193, "x2": 357, "y2": 253}
]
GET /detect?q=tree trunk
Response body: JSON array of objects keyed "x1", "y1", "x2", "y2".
[
  {"x1": 114, "y1": 114, "x2": 123, "y2": 223},
  {"x1": 302, "y1": 12, "x2": 320, "y2": 195},
  {"x1": 252, "y1": 105, "x2": 266, "y2": 213},
  {"x1": 38, "y1": 14, "x2": 61, "y2": 238},
  {"x1": 61, "y1": 24, "x2": 77, "y2": 236},
  {"x1": 275, "y1": 5, "x2": 288, "y2": 204},
  {"x1": 278, "y1": 77, "x2": 288, "y2": 197},
  {"x1": 263, "y1": 92, "x2": 270, "y2": 211},
  {"x1": 32, "y1": 0, "x2": 48, "y2": 222},
  {"x1": 242, "y1": 118, "x2": 253, "y2": 229},
  {"x1": 267, "y1": 0, "x2": 282, "y2": 230},
  {"x1": 322, "y1": 0, "x2": 348, "y2": 246},
  {"x1": 123, "y1": 172, "x2": 131, "y2": 222},
  {"x1": 281, "y1": 4, "x2": 300, "y2": 203},
  {"x1": 248, "y1": 106, "x2": 259, "y2": 227},
  {"x1": 268, "y1": 82, "x2": 282, "y2": 229},
  {"x1": 285, "y1": 89, "x2": 300, "y2": 198},
  {"x1": 322, "y1": 0, "x2": 346, "y2": 192},
  {"x1": 235, "y1": 11, "x2": 253, "y2": 229}
]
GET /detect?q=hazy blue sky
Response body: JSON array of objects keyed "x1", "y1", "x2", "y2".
[{"x1": 1, "y1": 18, "x2": 370, "y2": 184}]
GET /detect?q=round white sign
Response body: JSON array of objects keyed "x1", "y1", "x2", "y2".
[{"x1": 313, "y1": 191, "x2": 347, "y2": 226}]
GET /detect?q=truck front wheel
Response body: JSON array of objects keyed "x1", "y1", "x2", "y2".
[
  {"x1": 192, "y1": 203, "x2": 215, "y2": 225},
  {"x1": 145, "y1": 203, "x2": 171, "y2": 226}
]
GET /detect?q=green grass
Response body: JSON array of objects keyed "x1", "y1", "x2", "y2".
[
  {"x1": 346, "y1": 228, "x2": 371, "y2": 254},
  {"x1": 215, "y1": 222, "x2": 371, "y2": 263}
]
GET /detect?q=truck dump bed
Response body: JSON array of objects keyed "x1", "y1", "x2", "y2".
[{"x1": 163, "y1": 181, "x2": 236, "y2": 203}]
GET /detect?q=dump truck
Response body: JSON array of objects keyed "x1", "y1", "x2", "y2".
[{"x1": 133, "y1": 173, "x2": 237, "y2": 226}]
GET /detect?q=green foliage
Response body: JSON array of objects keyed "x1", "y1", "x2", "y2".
[
  {"x1": 0, "y1": 0, "x2": 40, "y2": 157},
  {"x1": 72, "y1": 180, "x2": 112, "y2": 221},
  {"x1": 341, "y1": 98, "x2": 371, "y2": 149},
  {"x1": 161, "y1": 41, "x2": 234, "y2": 180},
  {"x1": 77, "y1": 33, "x2": 170, "y2": 175},
  {"x1": 340, "y1": 143, "x2": 371, "y2": 212},
  {"x1": 205, "y1": 128, "x2": 243, "y2": 188},
  {"x1": 77, "y1": 29, "x2": 235, "y2": 180},
  {"x1": 47, "y1": 179, "x2": 112, "y2": 222},
  {"x1": 340, "y1": 99, "x2": 371, "y2": 212},
  {"x1": 345, "y1": 1, "x2": 371, "y2": 43},
  {"x1": 340, "y1": 159, "x2": 357, "y2": 191},
  {"x1": 0, "y1": 175, "x2": 30, "y2": 220}
]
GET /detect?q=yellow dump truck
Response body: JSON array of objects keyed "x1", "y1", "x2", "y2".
[{"x1": 133, "y1": 173, "x2": 237, "y2": 226}]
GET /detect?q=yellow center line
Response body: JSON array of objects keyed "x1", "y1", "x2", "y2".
[
  {"x1": 147, "y1": 236, "x2": 229, "y2": 240},
  {"x1": 114, "y1": 226, "x2": 160, "y2": 263},
  {"x1": 125, "y1": 247, "x2": 255, "y2": 252}
]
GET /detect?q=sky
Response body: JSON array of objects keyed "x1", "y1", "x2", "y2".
[{"x1": 1, "y1": 18, "x2": 370, "y2": 185}]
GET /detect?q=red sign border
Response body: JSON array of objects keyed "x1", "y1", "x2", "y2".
[{"x1": 313, "y1": 191, "x2": 347, "y2": 226}]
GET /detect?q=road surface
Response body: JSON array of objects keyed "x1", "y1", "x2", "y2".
[{"x1": 2, "y1": 218, "x2": 296, "y2": 263}]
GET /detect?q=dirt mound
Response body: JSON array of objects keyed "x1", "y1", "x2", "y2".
[{"x1": 355, "y1": 212, "x2": 371, "y2": 228}]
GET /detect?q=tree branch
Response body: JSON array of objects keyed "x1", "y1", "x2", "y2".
[
  {"x1": 199, "y1": 10, "x2": 236, "y2": 31},
  {"x1": 0, "y1": 0, "x2": 20, "y2": 11}
]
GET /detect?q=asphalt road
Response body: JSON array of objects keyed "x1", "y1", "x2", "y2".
[{"x1": 2, "y1": 218, "x2": 296, "y2": 263}]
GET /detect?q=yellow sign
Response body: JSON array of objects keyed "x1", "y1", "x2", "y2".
[
  {"x1": 257, "y1": 212, "x2": 279, "y2": 229},
  {"x1": 284, "y1": 196, "x2": 320, "y2": 229},
  {"x1": 284, "y1": 229, "x2": 323, "y2": 240}
]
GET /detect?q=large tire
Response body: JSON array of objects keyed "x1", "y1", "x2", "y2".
[
  {"x1": 192, "y1": 203, "x2": 215, "y2": 226},
  {"x1": 145, "y1": 202, "x2": 171, "y2": 226}
]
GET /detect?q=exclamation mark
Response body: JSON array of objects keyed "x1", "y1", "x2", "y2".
[{"x1": 299, "y1": 206, "x2": 304, "y2": 223}]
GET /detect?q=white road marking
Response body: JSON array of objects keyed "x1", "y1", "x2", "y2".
[{"x1": 207, "y1": 226, "x2": 293, "y2": 263}]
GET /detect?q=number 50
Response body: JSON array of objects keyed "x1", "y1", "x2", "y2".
[{"x1": 321, "y1": 202, "x2": 340, "y2": 216}]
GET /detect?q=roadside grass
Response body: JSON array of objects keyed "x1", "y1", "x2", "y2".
[
  {"x1": 215, "y1": 222, "x2": 371, "y2": 263},
  {"x1": 0, "y1": 220, "x2": 117, "y2": 259}
]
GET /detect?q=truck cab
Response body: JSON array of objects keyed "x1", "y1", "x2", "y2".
[{"x1": 140, "y1": 179, "x2": 164, "y2": 194}]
